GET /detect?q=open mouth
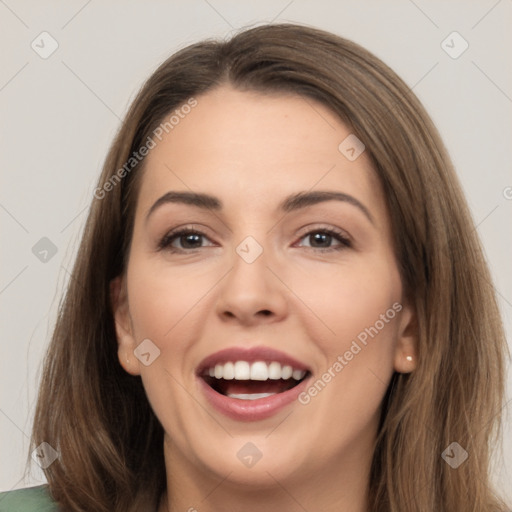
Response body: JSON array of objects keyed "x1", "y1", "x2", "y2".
[{"x1": 200, "y1": 361, "x2": 310, "y2": 400}]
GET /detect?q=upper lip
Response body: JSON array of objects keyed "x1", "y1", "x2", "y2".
[{"x1": 196, "y1": 346, "x2": 311, "y2": 375}]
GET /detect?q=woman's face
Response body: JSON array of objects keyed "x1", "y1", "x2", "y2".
[{"x1": 112, "y1": 85, "x2": 416, "y2": 491}]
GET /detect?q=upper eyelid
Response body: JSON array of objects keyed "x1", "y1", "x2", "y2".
[
  {"x1": 296, "y1": 223, "x2": 350, "y2": 237},
  {"x1": 162, "y1": 223, "x2": 349, "y2": 238}
]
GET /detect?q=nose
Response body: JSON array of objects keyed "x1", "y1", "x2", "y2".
[{"x1": 215, "y1": 240, "x2": 288, "y2": 326}]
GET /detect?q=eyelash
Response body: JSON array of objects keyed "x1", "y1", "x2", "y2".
[{"x1": 157, "y1": 226, "x2": 352, "y2": 254}]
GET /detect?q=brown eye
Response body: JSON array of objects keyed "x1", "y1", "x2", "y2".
[
  {"x1": 158, "y1": 229, "x2": 213, "y2": 252},
  {"x1": 296, "y1": 228, "x2": 351, "y2": 252}
]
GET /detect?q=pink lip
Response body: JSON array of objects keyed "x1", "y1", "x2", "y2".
[
  {"x1": 196, "y1": 345, "x2": 311, "y2": 422},
  {"x1": 196, "y1": 345, "x2": 310, "y2": 375}
]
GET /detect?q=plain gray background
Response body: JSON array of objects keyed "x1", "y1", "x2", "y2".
[{"x1": 1, "y1": 0, "x2": 511, "y2": 501}]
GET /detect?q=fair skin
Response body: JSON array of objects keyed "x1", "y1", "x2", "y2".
[{"x1": 111, "y1": 85, "x2": 417, "y2": 512}]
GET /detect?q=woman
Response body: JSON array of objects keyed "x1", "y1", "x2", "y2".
[{"x1": 1, "y1": 23, "x2": 509, "y2": 512}]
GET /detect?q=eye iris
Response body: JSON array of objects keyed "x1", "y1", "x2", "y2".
[
  {"x1": 311, "y1": 232, "x2": 331, "y2": 247},
  {"x1": 181, "y1": 233, "x2": 202, "y2": 248}
]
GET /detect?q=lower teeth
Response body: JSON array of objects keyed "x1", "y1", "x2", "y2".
[{"x1": 227, "y1": 393, "x2": 276, "y2": 400}]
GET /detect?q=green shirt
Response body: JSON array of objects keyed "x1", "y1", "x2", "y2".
[{"x1": 0, "y1": 485, "x2": 58, "y2": 512}]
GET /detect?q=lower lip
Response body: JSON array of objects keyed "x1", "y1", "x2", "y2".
[{"x1": 198, "y1": 376, "x2": 310, "y2": 422}]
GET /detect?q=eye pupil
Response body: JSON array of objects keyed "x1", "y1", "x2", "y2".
[
  {"x1": 181, "y1": 234, "x2": 202, "y2": 248},
  {"x1": 311, "y1": 233, "x2": 331, "y2": 247}
]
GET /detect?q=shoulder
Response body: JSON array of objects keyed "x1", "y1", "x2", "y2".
[{"x1": 0, "y1": 485, "x2": 59, "y2": 511}]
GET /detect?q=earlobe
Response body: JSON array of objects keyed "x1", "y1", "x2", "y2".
[
  {"x1": 116, "y1": 338, "x2": 141, "y2": 376},
  {"x1": 110, "y1": 276, "x2": 141, "y2": 376},
  {"x1": 393, "y1": 302, "x2": 418, "y2": 374}
]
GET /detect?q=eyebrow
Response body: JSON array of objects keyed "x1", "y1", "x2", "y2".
[{"x1": 145, "y1": 190, "x2": 374, "y2": 224}]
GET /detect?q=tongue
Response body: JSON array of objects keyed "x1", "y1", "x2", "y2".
[{"x1": 214, "y1": 379, "x2": 297, "y2": 396}]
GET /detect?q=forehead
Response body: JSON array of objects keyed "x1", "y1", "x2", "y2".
[{"x1": 137, "y1": 85, "x2": 385, "y2": 218}]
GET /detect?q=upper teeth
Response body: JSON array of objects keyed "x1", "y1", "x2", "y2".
[{"x1": 207, "y1": 361, "x2": 306, "y2": 381}]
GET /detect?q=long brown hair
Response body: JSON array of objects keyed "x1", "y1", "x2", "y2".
[{"x1": 29, "y1": 23, "x2": 510, "y2": 511}]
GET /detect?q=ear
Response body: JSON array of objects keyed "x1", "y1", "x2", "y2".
[
  {"x1": 393, "y1": 301, "x2": 418, "y2": 374},
  {"x1": 110, "y1": 275, "x2": 141, "y2": 376}
]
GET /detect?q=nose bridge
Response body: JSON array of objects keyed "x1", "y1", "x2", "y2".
[
  {"x1": 230, "y1": 232, "x2": 272, "y2": 298},
  {"x1": 215, "y1": 229, "x2": 288, "y2": 322},
  {"x1": 235, "y1": 234, "x2": 266, "y2": 266}
]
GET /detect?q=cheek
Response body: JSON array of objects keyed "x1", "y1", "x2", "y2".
[
  {"x1": 126, "y1": 256, "x2": 218, "y2": 343},
  {"x1": 124, "y1": 259, "x2": 210, "y2": 432},
  {"x1": 291, "y1": 259, "x2": 401, "y2": 458},
  {"x1": 289, "y1": 253, "x2": 402, "y2": 360},
  {"x1": 124, "y1": 255, "x2": 224, "y2": 421}
]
